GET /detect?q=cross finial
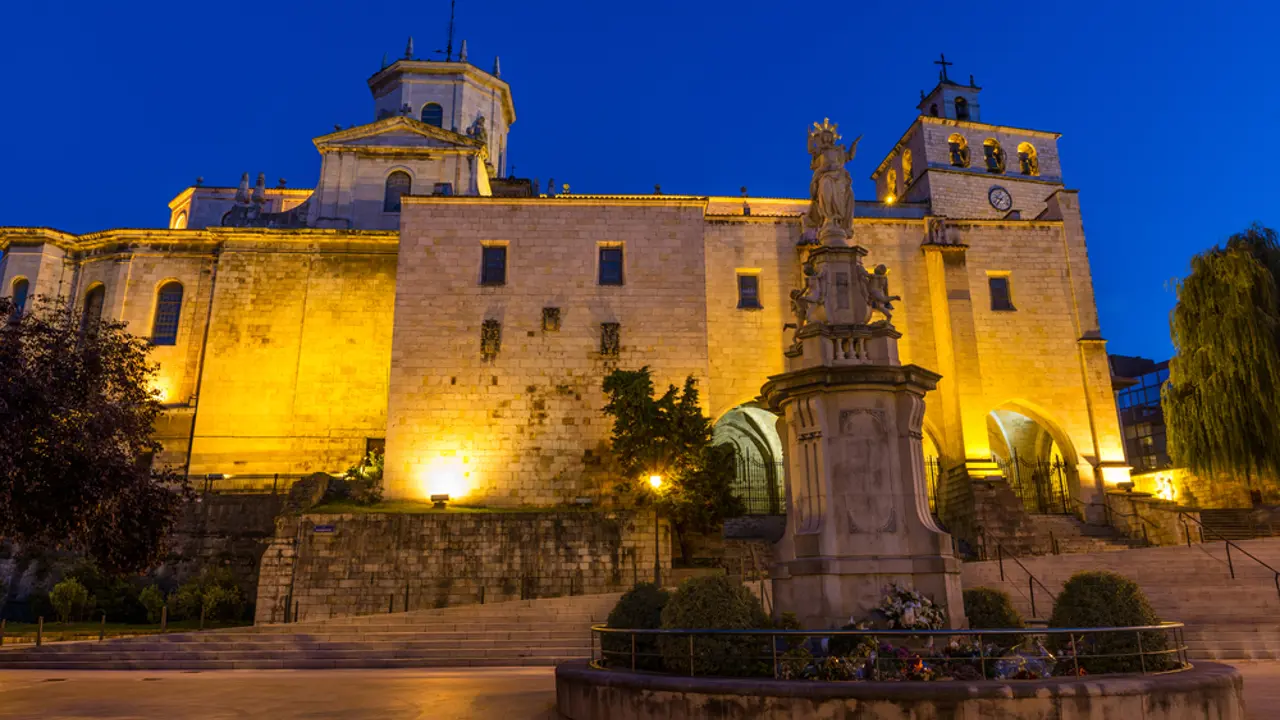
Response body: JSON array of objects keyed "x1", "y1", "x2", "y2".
[{"x1": 934, "y1": 52, "x2": 953, "y2": 82}]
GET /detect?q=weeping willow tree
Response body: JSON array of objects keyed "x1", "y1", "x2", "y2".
[{"x1": 1164, "y1": 224, "x2": 1280, "y2": 491}]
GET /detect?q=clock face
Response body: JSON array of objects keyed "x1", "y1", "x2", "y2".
[{"x1": 989, "y1": 186, "x2": 1013, "y2": 211}]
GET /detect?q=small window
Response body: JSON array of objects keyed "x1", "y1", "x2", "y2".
[
  {"x1": 421, "y1": 103, "x2": 444, "y2": 127},
  {"x1": 151, "y1": 281, "x2": 183, "y2": 345},
  {"x1": 954, "y1": 97, "x2": 970, "y2": 121},
  {"x1": 173, "y1": 211, "x2": 188, "y2": 230},
  {"x1": 737, "y1": 274, "x2": 761, "y2": 309},
  {"x1": 989, "y1": 276, "x2": 1015, "y2": 311},
  {"x1": 929, "y1": 103, "x2": 939, "y2": 117},
  {"x1": 983, "y1": 139, "x2": 1006, "y2": 173},
  {"x1": 599, "y1": 247, "x2": 624, "y2": 286},
  {"x1": 947, "y1": 133, "x2": 969, "y2": 168},
  {"x1": 11, "y1": 277, "x2": 29, "y2": 316},
  {"x1": 81, "y1": 284, "x2": 105, "y2": 333},
  {"x1": 433, "y1": 182, "x2": 454, "y2": 196},
  {"x1": 1017, "y1": 142, "x2": 1039, "y2": 176},
  {"x1": 384, "y1": 171, "x2": 412, "y2": 212},
  {"x1": 365, "y1": 438, "x2": 386, "y2": 458},
  {"x1": 481, "y1": 245, "x2": 507, "y2": 285}
]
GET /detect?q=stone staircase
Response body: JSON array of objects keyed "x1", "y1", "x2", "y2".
[
  {"x1": 0, "y1": 593, "x2": 622, "y2": 670},
  {"x1": 963, "y1": 537, "x2": 1280, "y2": 660},
  {"x1": 1027, "y1": 514, "x2": 1145, "y2": 554},
  {"x1": 1200, "y1": 508, "x2": 1279, "y2": 541}
]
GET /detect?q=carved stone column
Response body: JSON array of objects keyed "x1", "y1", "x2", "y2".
[{"x1": 764, "y1": 246, "x2": 966, "y2": 630}]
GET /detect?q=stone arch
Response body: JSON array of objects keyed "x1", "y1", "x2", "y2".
[
  {"x1": 947, "y1": 133, "x2": 969, "y2": 168},
  {"x1": 713, "y1": 403, "x2": 784, "y2": 515},
  {"x1": 986, "y1": 400, "x2": 1080, "y2": 514},
  {"x1": 1017, "y1": 142, "x2": 1039, "y2": 176}
]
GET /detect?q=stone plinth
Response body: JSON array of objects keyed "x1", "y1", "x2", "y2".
[{"x1": 764, "y1": 244, "x2": 964, "y2": 629}]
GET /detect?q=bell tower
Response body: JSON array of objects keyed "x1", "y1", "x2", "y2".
[{"x1": 870, "y1": 56, "x2": 1066, "y2": 220}]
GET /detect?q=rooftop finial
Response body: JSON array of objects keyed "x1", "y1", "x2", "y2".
[
  {"x1": 252, "y1": 173, "x2": 266, "y2": 205},
  {"x1": 493, "y1": 56, "x2": 501, "y2": 77},
  {"x1": 934, "y1": 52, "x2": 953, "y2": 82},
  {"x1": 381, "y1": 52, "x2": 388, "y2": 70},
  {"x1": 405, "y1": 36, "x2": 414, "y2": 60},
  {"x1": 459, "y1": 39, "x2": 468, "y2": 62},
  {"x1": 235, "y1": 172, "x2": 250, "y2": 205}
]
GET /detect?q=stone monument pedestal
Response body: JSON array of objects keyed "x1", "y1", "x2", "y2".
[{"x1": 764, "y1": 244, "x2": 965, "y2": 629}]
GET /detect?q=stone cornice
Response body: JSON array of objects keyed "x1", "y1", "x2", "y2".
[
  {"x1": 919, "y1": 115, "x2": 1062, "y2": 140},
  {"x1": 313, "y1": 116, "x2": 482, "y2": 152},
  {"x1": 168, "y1": 186, "x2": 313, "y2": 210},
  {"x1": 760, "y1": 363, "x2": 942, "y2": 412},
  {"x1": 0, "y1": 227, "x2": 398, "y2": 255},
  {"x1": 402, "y1": 195, "x2": 710, "y2": 210},
  {"x1": 922, "y1": 165, "x2": 1065, "y2": 187}
]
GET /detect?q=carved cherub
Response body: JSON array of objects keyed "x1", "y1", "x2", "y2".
[
  {"x1": 788, "y1": 261, "x2": 826, "y2": 342},
  {"x1": 866, "y1": 264, "x2": 900, "y2": 324}
]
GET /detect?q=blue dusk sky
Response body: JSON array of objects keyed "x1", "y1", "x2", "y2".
[{"x1": 0, "y1": 0, "x2": 1273, "y2": 360}]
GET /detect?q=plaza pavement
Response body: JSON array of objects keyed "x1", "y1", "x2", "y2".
[{"x1": 0, "y1": 662, "x2": 1274, "y2": 719}]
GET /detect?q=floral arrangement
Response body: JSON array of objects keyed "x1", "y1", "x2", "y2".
[{"x1": 873, "y1": 583, "x2": 947, "y2": 630}]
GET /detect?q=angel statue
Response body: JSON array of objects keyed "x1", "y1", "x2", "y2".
[
  {"x1": 802, "y1": 118, "x2": 862, "y2": 245},
  {"x1": 788, "y1": 260, "x2": 827, "y2": 342},
  {"x1": 864, "y1": 264, "x2": 901, "y2": 325}
]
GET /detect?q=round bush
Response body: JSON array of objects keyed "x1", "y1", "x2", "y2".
[
  {"x1": 603, "y1": 583, "x2": 670, "y2": 670},
  {"x1": 658, "y1": 575, "x2": 771, "y2": 677},
  {"x1": 49, "y1": 578, "x2": 90, "y2": 623},
  {"x1": 964, "y1": 587, "x2": 1024, "y2": 629},
  {"x1": 1048, "y1": 570, "x2": 1172, "y2": 674}
]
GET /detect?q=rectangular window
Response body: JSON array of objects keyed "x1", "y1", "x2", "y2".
[
  {"x1": 988, "y1": 276, "x2": 1015, "y2": 311},
  {"x1": 481, "y1": 245, "x2": 507, "y2": 285},
  {"x1": 599, "y1": 246, "x2": 624, "y2": 286},
  {"x1": 737, "y1": 274, "x2": 761, "y2": 309}
]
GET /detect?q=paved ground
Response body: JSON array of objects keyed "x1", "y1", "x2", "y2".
[{"x1": 0, "y1": 662, "x2": 1274, "y2": 719}]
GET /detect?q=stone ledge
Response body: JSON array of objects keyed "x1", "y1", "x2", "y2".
[{"x1": 555, "y1": 660, "x2": 1245, "y2": 719}]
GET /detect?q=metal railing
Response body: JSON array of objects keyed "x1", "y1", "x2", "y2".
[
  {"x1": 591, "y1": 623, "x2": 1188, "y2": 680},
  {"x1": 197, "y1": 473, "x2": 313, "y2": 495},
  {"x1": 732, "y1": 457, "x2": 784, "y2": 515},
  {"x1": 992, "y1": 542, "x2": 1059, "y2": 618},
  {"x1": 1179, "y1": 511, "x2": 1280, "y2": 600},
  {"x1": 1071, "y1": 497, "x2": 1158, "y2": 547}
]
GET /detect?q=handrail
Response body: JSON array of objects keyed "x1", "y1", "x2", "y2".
[
  {"x1": 1178, "y1": 511, "x2": 1280, "y2": 600},
  {"x1": 591, "y1": 621, "x2": 1185, "y2": 636},
  {"x1": 994, "y1": 542, "x2": 1058, "y2": 618},
  {"x1": 1071, "y1": 497, "x2": 1157, "y2": 545}
]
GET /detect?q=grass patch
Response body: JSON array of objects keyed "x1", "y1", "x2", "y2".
[{"x1": 308, "y1": 500, "x2": 602, "y2": 515}]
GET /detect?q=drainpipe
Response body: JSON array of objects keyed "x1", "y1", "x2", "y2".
[{"x1": 181, "y1": 245, "x2": 222, "y2": 483}]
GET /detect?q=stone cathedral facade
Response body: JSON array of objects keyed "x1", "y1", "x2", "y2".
[{"x1": 0, "y1": 55, "x2": 1129, "y2": 547}]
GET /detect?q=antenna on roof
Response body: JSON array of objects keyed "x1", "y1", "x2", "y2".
[{"x1": 445, "y1": 0, "x2": 457, "y2": 62}]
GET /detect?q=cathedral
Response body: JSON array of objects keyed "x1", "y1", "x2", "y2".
[{"x1": 0, "y1": 48, "x2": 1130, "y2": 547}]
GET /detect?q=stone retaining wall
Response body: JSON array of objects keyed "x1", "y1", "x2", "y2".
[
  {"x1": 556, "y1": 660, "x2": 1245, "y2": 720},
  {"x1": 254, "y1": 510, "x2": 669, "y2": 624}
]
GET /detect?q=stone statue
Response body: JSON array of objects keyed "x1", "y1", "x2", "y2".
[
  {"x1": 861, "y1": 264, "x2": 900, "y2": 324},
  {"x1": 926, "y1": 216, "x2": 949, "y2": 245},
  {"x1": 468, "y1": 115, "x2": 488, "y2": 146},
  {"x1": 789, "y1": 261, "x2": 826, "y2": 339},
  {"x1": 803, "y1": 119, "x2": 861, "y2": 245}
]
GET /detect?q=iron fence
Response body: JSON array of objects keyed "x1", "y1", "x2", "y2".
[
  {"x1": 195, "y1": 473, "x2": 314, "y2": 495},
  {"x1": 994, "y1": 455, "x2": 1074, "y2": 515},
  {"x1": 732, "y1": 457, "x2": 785, "y2": 516},
  {"x1": 591, "y1": 623, "x2": 1188, "y2": 680}
]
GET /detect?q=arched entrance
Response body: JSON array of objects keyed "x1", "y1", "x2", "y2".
[
  {"x1": 713, "y1": 404, "x2": 784, "y2": 515},
  {"x1": 987, "y1": 405, "x2": 1079, "y2": 515}
]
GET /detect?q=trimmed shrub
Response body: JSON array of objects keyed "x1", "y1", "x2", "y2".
[
  {"x1": 603, "y1": 583, "x2": 670, "y2": 670},
  {"x1": 964, "y1": 587, "x2": 1024, "y2": 630},
  {"x1": 49, "y1": 578, "x2": 90, "y2": 623},
  {"x1": 69, "y1": 560, "x2": 145, "y2": 623},
  {"x1": 173, "y1": 568, "x2": 244, "y2": 623},
  {"x1": 139, "y1": 585, "x2": 166, "y2": 624},
  {"x1": 658, "y1": 575, "x2": 771, "y2": 677},
  {"x1": 1048, "y1": 570, "x2": 1173, "y2": 674}
]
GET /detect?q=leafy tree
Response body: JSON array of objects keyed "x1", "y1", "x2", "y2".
[
  {"x1": 0, "y1": 296, "x2": 187, "y2": 573},
  {"x1": 1165, "y1": 225, "x2": 1280, "y2": 492},
  {"x1": 49, "y1": 578, "x2": 90, "y2": 623},
  {"x1": 602, "y1": 367, "x2": 744, "y2": 563}
]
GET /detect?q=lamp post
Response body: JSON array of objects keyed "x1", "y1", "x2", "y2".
[{"x1": 648, "y1": 474, "x2": 663, "y2": 587}]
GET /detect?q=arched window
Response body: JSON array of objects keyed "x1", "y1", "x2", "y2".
[
  {"x1": 10, "y1": 277, "x2": 29, "y2": 316},
  {"x1": 421, "y1": 103, "x2": 443, "y2": 127},
  {"x1": 901, "y1": 149, "x2": 913, "y2": 184},
  {"x1": 151, "y1": 282, "x2": 183, "y2": 345},
  {"x1": 947, "y1": 133, "x2": 970, "y2": 168},
  {"x1": 173, "y1": 211, "x2": 188, "y2": 230},
  {"x1": 81, "y1": 284, "x2": 105, "y2": 333},
  {"x1": 929, "y1": 103, "x2": 939, "y2": 117},
  {"x1": 384, "y1": 171, "x2": 412, "y2": 212},
  {"x1": 885, "y1": 169, "x2": 897, "y2": 202},
  {"x1": 954, "y1": 97, "x2": 970, "y2": 121},
  {"x1": 1017, "y1": 142, "x2": 1039, "y2": 176},
  {"x1": 983, "y1": 138, "x2": 1006, "y2": 173}
]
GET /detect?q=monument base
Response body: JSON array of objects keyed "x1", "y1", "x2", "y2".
[{"x1": 772, "y1": 552, "x2": 964, "y2": 629}]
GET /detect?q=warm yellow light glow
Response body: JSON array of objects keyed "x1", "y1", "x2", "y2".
[
  {"x1": 420, "y1": 456, "x2": 471, "y2": 500},
  {"x1": 1100, "y1": 465, "x2": 1132, "y2": 487},
  {"x1": 885, "y1": 194, "x2": 896, "y2": 205},
  {"x1": 648, "y1": 474, "x2": 663, "y2": 491},
  {"x1": 150, "y1": 378, "x2": 171, "y2": 404}
]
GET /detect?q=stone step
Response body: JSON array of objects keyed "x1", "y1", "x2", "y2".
[
  {"x1": 0, "y1": 656, "x2": 586, "y2": 670},
  {"x1": 0, "y1": 638, "x2": 594, "y2": 654}
]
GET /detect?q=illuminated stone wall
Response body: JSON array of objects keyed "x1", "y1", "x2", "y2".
[
  {"x1": 384, "y1": 197, "x2": 712, "y2": 504},
  {"x1": 254, "y1": 510, "x2": 671, "y2": 623}
]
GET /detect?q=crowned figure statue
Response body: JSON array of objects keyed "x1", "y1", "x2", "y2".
[{"x1": 803, "y1": 119, "x2": 861, "y2": 246}]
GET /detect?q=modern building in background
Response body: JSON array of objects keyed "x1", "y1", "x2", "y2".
[{"x1": 1109, "y1": 355, "x2": 1171, "y2": 473}]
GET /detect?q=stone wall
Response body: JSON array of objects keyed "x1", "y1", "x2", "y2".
[
  {"x1": 1132, "y1": 467, "x2": 1280, "y2": 509},
  {"x1": 1103, "y1": 491, "x2": 1199, "y2": 547},
  {"x1": 161, "y1": 494, "x2": 285, "y2": 602},
  {"x1": 254, "y1": 510, "x2": 671, "y2": 624}
]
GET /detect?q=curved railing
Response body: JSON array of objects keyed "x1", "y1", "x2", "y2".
[{"x1": 591, "y1": 622, "x2": 1189, "y2": 681}]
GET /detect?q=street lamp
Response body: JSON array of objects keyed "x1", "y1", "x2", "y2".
[{"x1": 648, "y1": 475, "x2": 663, "y2": 587}]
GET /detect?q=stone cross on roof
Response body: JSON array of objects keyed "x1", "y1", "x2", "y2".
[{"x1": 934, "y1": 53, "x2": 953, "y2": 82}]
